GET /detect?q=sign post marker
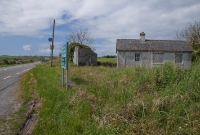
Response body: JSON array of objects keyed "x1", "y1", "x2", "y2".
[
  {"x1": 50, "y1": 19, "x2": 55, "y2": 67},
  {"x1": 61, "y1": 42, "x2": 69, "y2": 90},
  {"x1": 66, "y1": 42, "x2": 68, "y2": 90}
]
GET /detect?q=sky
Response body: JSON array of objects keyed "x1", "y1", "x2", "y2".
[{"x1": 0, "y1": 0, "x2": 200, "y2": 56}]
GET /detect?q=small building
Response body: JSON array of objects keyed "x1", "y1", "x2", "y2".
[
  {"x1": 73, "y1": 46, "x2": 97, "y2": 66},
  {"x1": 116, "y1": 32, "x2": 193, "y2": 68}
]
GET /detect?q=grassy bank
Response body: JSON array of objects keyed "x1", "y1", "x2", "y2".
[{"x1": 18, "y1": 61, "x2": 200, "y2": 134}]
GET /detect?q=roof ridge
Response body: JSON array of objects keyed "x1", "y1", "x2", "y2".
[
  {"x1": 117, "y1": 39, "x2": 186, "y2": 42},
  {"x1": 116, "y1": 38, "x2": 193, "y2": 52}
]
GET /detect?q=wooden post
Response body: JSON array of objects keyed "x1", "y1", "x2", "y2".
[{"x1": 50, "y1": 19, "x2": 55, "y2": 67}]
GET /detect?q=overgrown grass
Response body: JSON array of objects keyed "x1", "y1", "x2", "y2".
[{"x1": 18, "y1": 61, "x2": 200, "y2": 134}]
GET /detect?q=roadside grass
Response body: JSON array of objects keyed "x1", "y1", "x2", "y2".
[
  {"x1": 0, "y1": 68, "x2": 38, "y2": 134},
  {"x1": 12, "y1": 70, "x2": 40, "y2": 133},
  {"x1": 17, "y1": 60, "x2": 200, "y2": 134}
]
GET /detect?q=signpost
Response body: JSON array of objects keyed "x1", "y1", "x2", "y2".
[
  {"x1": 48, "y1": 38, "x2": 52, "y2": 42},
  {"x1": 50, "y1": 19, "x2": 55, "y2": 67},
  {"x1": 62, "y1": 42, "x2": 69, "y2": 90}
]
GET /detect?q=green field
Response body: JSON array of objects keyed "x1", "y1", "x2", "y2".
[
  {"x1": 97, "y1": 57, "x2": 116, "y2": 64},
  {"x1": 12, "y1": 59, "x2": 200, "y2": 134}
]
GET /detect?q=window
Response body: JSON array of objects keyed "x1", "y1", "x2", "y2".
[
  {"x1": 135, "y1": 53, "x2": 140, "y2": 61},
  {"x1": 153, "y1": 53, "x2": 164, "y2": 63},
  {"x1": 175, "y1": 54, "x2": 182, "y2": 63}
]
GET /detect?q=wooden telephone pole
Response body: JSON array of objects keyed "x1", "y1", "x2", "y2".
[{"x1": 50, "y1": 19, "x2": 55, "y2": 67}]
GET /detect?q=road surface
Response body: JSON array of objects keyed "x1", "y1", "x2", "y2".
[
  {"x1": 0, "y1": 62, "x2": 41, "y2": 91},
  {"x1": 0, "y1": 62, "x2": 41, "y2": 133}
]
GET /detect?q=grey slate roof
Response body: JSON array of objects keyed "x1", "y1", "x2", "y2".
[{"x1": 116, "y1": 39, "x2": 193, "y2": 52}]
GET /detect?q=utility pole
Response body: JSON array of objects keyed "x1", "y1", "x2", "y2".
[{"x1": 50, "y1": 19, "x2": 55, "y2": 67}]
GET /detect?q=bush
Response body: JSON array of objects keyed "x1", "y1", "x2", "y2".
[
  {"x1": 192, "y1": 49, "x2": 200, "y2": 62},
  {"x1": 3, "y1": 59, "x2": 9, "y2": 64}
]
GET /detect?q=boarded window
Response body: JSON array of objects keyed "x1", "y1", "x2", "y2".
[
  {"x1": 135, "y1": 53, "x2": 140, "y2": 61},
  {"x1": 175, "y1": 54, "x2": 182, "y2": 63},
  {"x1": 153, "y1": 53, "x2": 164, "y2": 63}
]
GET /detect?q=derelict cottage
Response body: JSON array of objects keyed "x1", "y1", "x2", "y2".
[{"x1": 116, "y1": 32, "x2": 193, "y2": 68}]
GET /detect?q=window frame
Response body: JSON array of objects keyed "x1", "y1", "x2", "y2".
[
  {"x1": 153, "y1": 53, "x2": 164, "y2": 64},
  {"x1": 135, "y1": 53, "x2": 140, "y2": 61},
  {"x1": 175, "y1": 53, "x2": 182, "y2": 64}
]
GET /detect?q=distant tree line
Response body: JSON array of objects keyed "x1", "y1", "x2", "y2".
[{"x1": 103, "y1": 55, "x2": 116, "y2": 58}]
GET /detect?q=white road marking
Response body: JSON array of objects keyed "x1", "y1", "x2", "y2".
[
  {"x1": 4, "y1": 69, "x2": 7, "y2": 70},
  {"x1": 3, "y1": 76, "x2": 11, "y2": 80},
  {"x1": 16, "y1": 72, "x2": 20, "y2": 74}
]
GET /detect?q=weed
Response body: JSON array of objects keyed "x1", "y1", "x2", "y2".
[{"x1": 15, "y1": 59, "x2": 200, "y2": 134}]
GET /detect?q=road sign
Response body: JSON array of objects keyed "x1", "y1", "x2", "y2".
[
  {"x1": 48, "y1": 38, "x2": 52, "y2": 42},
  {"x1": 62, "y1": 44, "x2": 66, "y2": 57},
  {"x1": 61, "y1": 42, "x2": 69, "y2": 90},
  {"x1": 61, "y1": 57, "x2": 66, "y2": 67},
  {"x1": 50, "y1": 45, "x2": 54, "y2": 50},
  {"x1": 61, "y1": 43, "x2": 68, "y2": 69}
]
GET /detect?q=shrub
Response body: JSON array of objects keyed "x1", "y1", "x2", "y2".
[
  {"x1": 192, "y1": 49, "x2": 200, "y2": 62},
  {"x1": 3, "y1": 59, "x2": 9, "y2": 64},
  {"x1": 103, "y1": 55, "x2": 116, "y2": 58}
]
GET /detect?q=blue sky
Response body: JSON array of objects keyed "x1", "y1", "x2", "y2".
[{"x1": 0, "y1": 0, "x2": 200, "y2": 56}]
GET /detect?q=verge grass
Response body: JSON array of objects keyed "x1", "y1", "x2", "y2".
[{"x1": 19, "y1": 61, "x2": 200, "y2": 134}]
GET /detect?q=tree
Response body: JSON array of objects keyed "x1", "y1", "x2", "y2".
[
  {"x1": 67, "y1": 29, "x2": 96, "y2": 51},
  {"x1": 176, "y1": 20, "x2": 200, "y2": 50}
]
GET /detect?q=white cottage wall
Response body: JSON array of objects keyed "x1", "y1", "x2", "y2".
[{"x1": 117, "y1": 51, "x2": 192, "y2": 68}]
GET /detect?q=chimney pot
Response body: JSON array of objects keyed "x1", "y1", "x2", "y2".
[{"x1": 140, "y1": 32, "x2": 145, "y2": 42}]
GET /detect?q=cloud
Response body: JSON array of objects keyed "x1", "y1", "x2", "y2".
[
  {"x1": 0, "y1": 0, "x2": 200, "y2": 56},
  {"x1": 23, "y1": 45, "x2": 31, "y2": 51},
  {"x1": 1, "y1": 0, "x2": 199, "y2": 36},
  {"x1": 38, "y1": 48, "x2": 51, "y2": 54},
  {"x1": 38, "y1": 42, "x2": 63, "y2": 55}
]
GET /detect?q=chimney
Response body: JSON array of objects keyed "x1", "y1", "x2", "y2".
[{"x1": 140, "y1": 32, "x2": 145, "y2": 42}]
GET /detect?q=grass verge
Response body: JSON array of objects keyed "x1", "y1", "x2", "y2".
[{"x1": 16, "y1": 61, "x2": 200, "y2": 134}]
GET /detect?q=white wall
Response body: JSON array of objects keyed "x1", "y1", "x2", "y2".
[{"x1": 117, "y1": 51, "x2": 192, "y2": 68}]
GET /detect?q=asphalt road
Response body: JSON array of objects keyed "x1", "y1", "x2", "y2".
[{"x1": 0, "y1": 62, "x2": 41, "y2": 91}]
